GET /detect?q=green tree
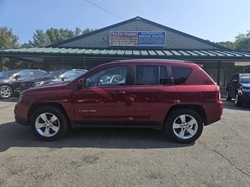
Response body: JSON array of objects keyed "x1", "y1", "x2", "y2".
[
  {"x1": 23, "y1": 27, "x2": 96, "y2": 47},
  {"x1": 0, "y1": 27, "x2": 23, "y2": 70},
  {"x1": 82, "y1": 28, "x2": 96, "y2": 34},
  {"x1": 0, "y1": 27, "x2": 19, "y2": 48},
  {"x1": 234, "y1": 31, "x2": 250, "y2": 50},
  {"x1": 217, "y1": 31, "x2": 250, "y2": 50},
  {"x1": 216, "y1": 41, "x2": 235, "y2": 49}
]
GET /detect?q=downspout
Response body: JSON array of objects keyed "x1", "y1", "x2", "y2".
[
  {"x1": 217, "y1": 61, "x2": 221, "y2": 86},
  {"x1": 84, "y1": 56, "x2": 86, "y2": 69},
  {"x1": 0, "y1": 57, "x2": 3, "y2": 71}
]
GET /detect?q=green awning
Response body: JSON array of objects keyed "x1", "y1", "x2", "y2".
[{"x1": 0, "y1": 47, "x2": 249, "y2": 61}]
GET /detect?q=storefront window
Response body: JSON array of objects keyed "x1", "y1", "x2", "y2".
[{"x1": 205, "y1": 69, "x2": 227, "y2": 87}]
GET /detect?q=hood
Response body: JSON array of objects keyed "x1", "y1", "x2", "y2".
[
  {"x1": 22, "y1": 84, "x2": 65, "y2": 94},
  {"x1": 0, "y1": 77, "x2": 9, "y2": 81},
  {"x1": 22, "y1": 77, "x2": 52, "y2": 84},
  {"x1": 241, "y1": 83, "x2": 250, "y2": 88}
]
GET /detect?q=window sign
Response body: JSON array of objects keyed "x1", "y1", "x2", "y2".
[
  {"x1": 109, "y1": 31, "x2": 166, "y2": 47},
  {"x1": 109, "y1": 32, "x2": 138, "y2": 46},
  {"x1": 138, "y1": 32, "x2": 166, "y2": 46}
]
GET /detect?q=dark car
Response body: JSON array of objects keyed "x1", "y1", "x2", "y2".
[
  {"x1": 40, "y1": 69, "x2": 88, "y2": 85},
  {"x1": 15, "y1": 59, "x2": 223, "y2": 143},
  {"x1": 0, "y1": 69, "x2": 23, "y2": 78},
  {"x1": 226, "y1": 73, "x2": 250, "y2": 106},
  {"x1": 19, "y1": 69, "x2": 67, "y2": 92},
  {"x1": 0, "y1": 69, "x2": 47, "y2": 99}
]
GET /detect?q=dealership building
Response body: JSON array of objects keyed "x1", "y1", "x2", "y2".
[{"x1": 0, "y1": 16, "x2": 249, "y2": 94}]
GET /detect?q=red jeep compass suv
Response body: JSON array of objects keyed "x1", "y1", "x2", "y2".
[{"x1": 15, "y1": 59, "x2": 223, "y2": 143}]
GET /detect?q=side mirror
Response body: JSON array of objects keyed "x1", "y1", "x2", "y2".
[
  {"x1": 62, "y1": 77, "x2": 64, "y2": 81},
  {"x1": 77, "y1": 78, "x2": 85, "y2": 90},
  {"x1": 14, "y1": 75, "x2": 20, "y2": 80}
]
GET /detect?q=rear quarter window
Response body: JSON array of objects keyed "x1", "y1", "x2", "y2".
[{"x1": 172, "y1": 66, "x2": 192, "y2": 85}]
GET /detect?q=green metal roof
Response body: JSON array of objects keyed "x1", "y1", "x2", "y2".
[{"x1": 0, "y1": 47, "x2": 249, "y2": 61}]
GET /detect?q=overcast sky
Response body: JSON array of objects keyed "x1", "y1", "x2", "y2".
[{"x1": 0, "y1": 0, "x2": 249, "y2": 44}]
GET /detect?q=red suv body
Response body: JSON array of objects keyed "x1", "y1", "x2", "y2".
[{"x1": 15, "y1": 59, "x2": 223, "y2": 143}]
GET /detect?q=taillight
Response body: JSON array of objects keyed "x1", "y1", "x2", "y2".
[{"x1": 215, "y1": 91, "x2": 221, "y2": 101}]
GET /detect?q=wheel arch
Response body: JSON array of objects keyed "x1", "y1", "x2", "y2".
[
  {"x1": 164, "y1": 104, "x2": 207, "y2": 125},
  {"x1": 28, "y1": 102, "x2": 70, "y2": 125}
]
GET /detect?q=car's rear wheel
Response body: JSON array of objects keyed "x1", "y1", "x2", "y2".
[
  {"x1": 235, "y1": 93, "x2": 243, "y2": 107},
  {"x1": 30, "y1": 106, "x2": 69, "y2": 141},
  {"x1": 0, "y1": 85, "x2": 13, "y2": 99},
  {"x1": 226, "y1": 91, "x2": 231, "y2": 101},
  {"x1": 164, "y1": 109, "x2": 203, "y2": 143}
]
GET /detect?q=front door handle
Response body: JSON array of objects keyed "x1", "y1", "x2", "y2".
[{"x1": 113, "y1": 91, "x2": 126, "y2": 95}]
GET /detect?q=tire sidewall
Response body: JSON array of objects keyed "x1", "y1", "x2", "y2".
[
  {"x1": 30, "y1": 107, "x2": 67, "y2": 141},
  {"x1": 235, "y1": 93, "x2": 243, "y2": 107},
  {"x1": 165, "y1": 109, "x2": 203, "y2": 143},
  {"x1": 0, "y1": 85, "x2": 13, "y2": 99}
]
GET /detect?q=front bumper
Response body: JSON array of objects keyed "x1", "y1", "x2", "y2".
[
  {"x1": 15, "y1": 114, "x2": 28, "y2": 126},
  {"x1": 14, "y1": 103, "x2": 29, "y2": 126},
  {"x1": 239, "y1": 92, "x2": 250, "y2": 104}
]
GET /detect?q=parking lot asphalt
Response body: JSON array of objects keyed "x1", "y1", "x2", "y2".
[{"x1": 0, "y1": 98, "x2": 250, "y2": 187}]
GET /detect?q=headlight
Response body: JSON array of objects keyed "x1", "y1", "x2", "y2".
[{"x1": 242, "y1": 88, "x2": 250, "y2": 92}]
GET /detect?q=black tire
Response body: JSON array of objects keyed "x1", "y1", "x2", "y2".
[
  {"x1": 164, "y1": 109, "x2": 203, "y2": 143},
  {"x1": 235, "y1": 93, "x2": 243, "y2": 107},
  {"x1": 30, "y1": 106, "x2": 69, "y2": 141},
  {"x1": 0, "y1": 85, "x2": 13, "y2": 99},
  {"x1": 226, "y1": 91, "x2": 231, "y2": 101}
]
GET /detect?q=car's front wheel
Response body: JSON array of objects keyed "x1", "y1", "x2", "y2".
[
  {"x1": 0, "y1": 85, "x2": 13, "y2": 99},
  {"x1": 30, "y1": 106, "x2": 69, "y2": 141},
  {"x1": 164, "y1": 109, "x2": 203, "y2": 143}
]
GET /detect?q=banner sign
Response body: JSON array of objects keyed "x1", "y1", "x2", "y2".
[
  {"x1": 109, "y1": 31, "x2": 166, "y2": 47},
  {"x1": 109, "y1": 32, "x2": 138, "y2": 46},
  {"x1": 138, "y1": 32, "x2": 166, "y2": 46}
]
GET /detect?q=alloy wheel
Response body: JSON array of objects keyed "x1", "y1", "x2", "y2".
[
  {"x1": 0, "y1": 86, "x2": 12, "y2": 99},
  {"x1": 172, "y1": 114, "x2": 198, "y2": 140},
  {"x1": 35, "y1": 112, "x2": 60, "y2": 137}
]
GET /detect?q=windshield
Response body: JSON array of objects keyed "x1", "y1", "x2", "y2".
[
  {"x1": 0, "y1": 70, "x2": 20, "y2": 78},
  {"x1": 240, "y1": 74, "x2": 250, "y2": 83},
  {"x1": 41, "y1": 70, "x2": 64, "y2": 79},
  {"x1": 58, "y1": 70, "x2": 86, "y2": 80}
]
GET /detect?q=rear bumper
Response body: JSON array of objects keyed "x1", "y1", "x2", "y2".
[{"x1": 204, "y1": 100, "x2": 223, "y2": 126}]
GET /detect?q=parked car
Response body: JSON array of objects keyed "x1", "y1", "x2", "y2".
[
  {"x1": 0, "y1": 69, "x2": 23, "y2": 78},
  {"x1": 0, "y1": 69, "x2": 47, "y2": 99},
  {"x1": 15, "y1": 59, "x2": 223, "y2": 143},
  {"x1": 226, "y1": 73, "x2": 250, "y2": 106},
  {"x1": 19, "y1": 69, "x2": 67, "y2": 92},
  {"x1": 38, "y1": 69, "x2": 88, "y2": 86}
]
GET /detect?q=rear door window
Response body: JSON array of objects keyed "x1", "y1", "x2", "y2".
[
  {"x1": 32, "y1": 70, "x2": 46, "y2": 78},
  {"x1": 135, "y1": 65, "x2": 169, "y2": 85},
  {"x1": 171, "y1": 66, "x2": 192, "y2": 85}
]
